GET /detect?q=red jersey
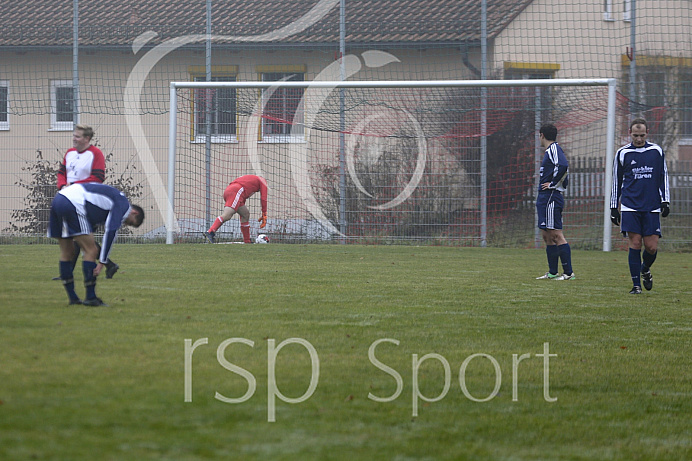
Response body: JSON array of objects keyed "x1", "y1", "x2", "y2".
[
  {"x1": 57, "y1": 145, "x2": 106, "y2": 190},
  {"x1": 229, "y1": 175, "x2": 268, "y2": 213}
]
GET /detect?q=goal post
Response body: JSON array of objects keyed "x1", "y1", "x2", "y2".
[{"x1": 167, "y1": 78, "x2": 617, "y2": 249}]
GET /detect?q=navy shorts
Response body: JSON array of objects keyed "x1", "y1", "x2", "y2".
[
  {"x1": 47, "y1": 194, "x2": 91, "y2": 239},
  {"x1": 536, "y1": 191, "x2": 564, "y2": 230},
  {"x1": 621, "y1": 211, "x2": 662, "y2": 237}
]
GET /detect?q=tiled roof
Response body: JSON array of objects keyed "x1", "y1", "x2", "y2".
[{"x1": 0, "y1": 0, "x2": 533, "y2": 47}]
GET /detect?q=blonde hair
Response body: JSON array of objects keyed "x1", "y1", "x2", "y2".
[{"x1": 75, "y1": 124, "x2": 94, "y2": 140}]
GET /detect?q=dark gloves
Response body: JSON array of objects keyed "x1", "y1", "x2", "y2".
[{"x1": 661, "y1": 203, "x2": 670, "y2": 218}]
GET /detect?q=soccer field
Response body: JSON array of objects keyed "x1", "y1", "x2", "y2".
[{"x1": 0, "y1": 244, "x2": 690, "y2": 460}]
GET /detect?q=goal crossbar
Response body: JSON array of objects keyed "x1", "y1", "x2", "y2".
[{"x1": 170, "y1": 78, "x2": 614, "y2": 90}]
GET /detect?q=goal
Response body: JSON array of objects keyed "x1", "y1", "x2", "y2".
[{"x1": 167, "y1": 79, "x2": 617, "y2": 248}]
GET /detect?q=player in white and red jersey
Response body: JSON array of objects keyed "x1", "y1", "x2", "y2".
[
  {"x1": 202, "y1": 175, "x2": 268, "y2": 244},
  {"x1": 54, "y1": 125, "x2": 119, "y2": 279},
  {"x1": 57, "y1": 125, "x2": 105, "y2": 190}
]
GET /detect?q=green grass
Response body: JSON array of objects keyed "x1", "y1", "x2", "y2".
[{"x1": 1, "y1": 244, "x2": 690, "y2": 460}]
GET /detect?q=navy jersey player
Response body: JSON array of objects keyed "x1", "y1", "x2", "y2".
[
  {"x1": 48, "y1": 183, "x2": 144, "y2": 306},
  {"x1": 535, "y1": 123, "x2": 575, "y2": 281},
  {"x1": 610, "y1": 118, "x2": 670, "y2": 294}
]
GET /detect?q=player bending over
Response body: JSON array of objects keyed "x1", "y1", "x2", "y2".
[
  {"x1": 202, "y1": 175, "x2": 267, "y2": 244},
  {"x1": 48, "y1": 183, "x2": 144, "y2": 306},
  {"x1": 54, "y1": 124, "x2": 120, "y2": 279}
]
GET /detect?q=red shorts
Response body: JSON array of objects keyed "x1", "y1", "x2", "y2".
[{"x1": 223, "y1": 183, "x2": 246, "y2": 210}]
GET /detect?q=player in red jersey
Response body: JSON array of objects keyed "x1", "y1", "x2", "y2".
[
  {"x1": 202, "y1": 175, "x2": 268, "y2": 244},
  {"x1": 57, "y1": 125, "x2": 106, "y2": 190},
  {"x1": 53, "y1": 125, "x2": 119, "y2": 279}
]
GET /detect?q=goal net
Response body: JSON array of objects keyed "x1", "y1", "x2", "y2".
[{"x1": 169, "y1": 79, "x2": 617, "y2": 248}]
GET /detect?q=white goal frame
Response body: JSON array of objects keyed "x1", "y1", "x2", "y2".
[{"x1": 168, "y1": 78, "x2": 618, "y2": 249}]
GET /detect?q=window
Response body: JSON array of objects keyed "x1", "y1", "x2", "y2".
[
  {"x1": 504, "y1": 63, "x2": 560, "y2": 125},
  {"x1": 603, "y1": 0, "x2": 614, "y2": 21},
  {"x1": 642, "y1": 71, "x2": 666, "y2": 109},
  {"x1": 621, "y1": 56, "x2": 692, "y2": 143},
  {"x1": 50, "y1": 80, "x2": 75, "y2": 131},
  {"x1": 260, "y1": 69, "x2": 305, "y2": 142},
  {"x1": 623, "y1": 0, "x2": 631, "y2": 21},
  {"x1": 630, "y1": 70, "x2": 666, "y2": 144},
  {"x1": 681, "y1": 71, "x2": 692, "y2": 139},
  {"x1": 505, "y1": 72, "x2": 553, "y2": 127},
  {"x1": 192, "y1": 75, "x2": 237, "y2": 143},
  {"x1": 0, "y1": 81, "x2": 8, "y2": 130}
]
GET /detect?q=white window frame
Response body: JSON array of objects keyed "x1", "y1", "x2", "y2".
[
  {"x1": 259, "y1": 72, "x2": 306, "y2": 144},
  {"x1": 0, "y1": 81, "x2": 8, "y2": 131},
  {"x1": 623, "y1": 0, "x2": 631, "y2": 22},
  {"x1": 50, "y1": 80, "x2": 75, "y2": 131},
  {"x1": 603, "y1": 0, "x2": 614, "y2": 21},
  {"x1": 191, "y1": 75, "x2": 238, "y2": 144}
]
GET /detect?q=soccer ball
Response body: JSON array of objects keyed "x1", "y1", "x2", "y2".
[{"x1": 255, "y1": 234, "x2": 269, "y2": 244}]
